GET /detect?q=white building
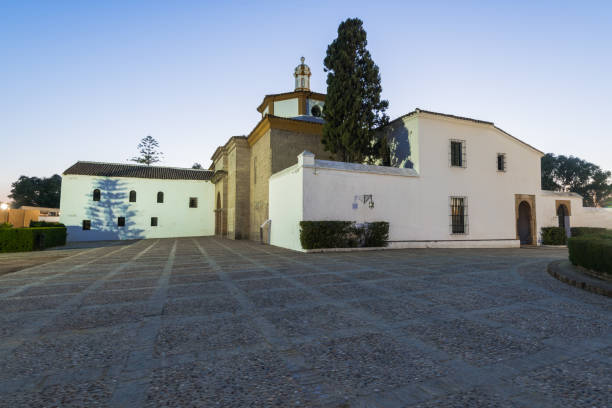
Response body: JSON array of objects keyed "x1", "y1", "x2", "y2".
[
  {"x1": 60, "y1": 162, "x2": 215, "y2": 241},
  {"x1": 269, "y1": 109, "x2": 612, "y2": 251}
]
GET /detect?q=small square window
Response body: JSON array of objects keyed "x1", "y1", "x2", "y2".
[
  {"x1": 82, "y1": 220, "x2": 91, "y2": 230},
  {"x1": 189, "y1": 197, "x2": 198, "y2": 208},
  {"x1": 118, "y1": 217, "x2": 125, "y2": 227},
  {"x1": 497, "y1": 153, "x2": 506, "y2": 172},
  {"x1": 151, "y1": 217, "x2": 158, "y2": 227}
]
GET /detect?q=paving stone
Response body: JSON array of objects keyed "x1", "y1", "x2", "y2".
[
  {"x1": 298, "y1": 333, "x2": 446, "y2": 396},
  {"x1": 162, "y1": 295, "x2": 241, "y2": 316},
  {"x1": 3, "y1": 379, "x2": 114, "y2": 407},
  {"x1": 318, "y1": 282, "x2": 386, "y2": 300},
  {"x1": 42, "y1": 303, "x2": 150, "y2": 333},
  {"x1": 145, "y1": 351, "x2": 324, "y2": 407},
  {"x1": 264, "y1": 305, "x2": 366, "y2": 338},
  {"x1": 155, "y1": 316, "x2": 264, "y2": 355},
  {"x1": 165, "y1": 281, "x2": 229, "y2": 298},
  {"x1": 510, "y1": 356, "x2": 612, "y2": 407},
  {"x1": 293, "y1": 273, "x2": 350, "y2": 286},
  {"x1": 247, "y1": 288, "x2": 316, "y2": 309},
  {"x1": 235, "y1": 277, "x2": 295, "y2": 292},
  {"x1": 404, "y1": 388, "x2": 528, "y2": 408},
  {"x1": 402, "y1": 318, "x2": 543, "y2": 366}
]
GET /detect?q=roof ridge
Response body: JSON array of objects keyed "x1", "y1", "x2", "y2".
[{"x1": 75, "y1": 161, "x2": 213, "y2": 172}]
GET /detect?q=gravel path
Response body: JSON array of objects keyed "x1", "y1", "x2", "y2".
[{"x1": 0, "y1": 238, "x2": 609, "y2": 407}]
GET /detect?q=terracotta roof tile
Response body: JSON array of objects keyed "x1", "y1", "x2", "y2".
[{"x1": 63, "y1": 162, "x2": 213, "y2": 181}]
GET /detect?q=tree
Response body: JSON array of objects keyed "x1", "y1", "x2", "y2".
[
  {"x1": 191, "y1": 163, "x2": 203, "y2": 169},
  {"x1": 130, "y1": 135, "x2": 163, "y2": 166},
  {"x1": 322, "y1": 18, "x2": 389, "y2": 163},
  {"x1": 541, "y1": 153, "x2": 612, "y2": 207},
  {"x1": 9, "y1": 174, "x2": 62, "y2": 208}
]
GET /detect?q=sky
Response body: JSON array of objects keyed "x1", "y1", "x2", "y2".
[{"x1": 1, "y1": 0, "x2": 611, "y2": 203}]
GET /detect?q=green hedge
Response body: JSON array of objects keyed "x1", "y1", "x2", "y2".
[
  {"x1": 541, "y1": 227, "x2": 566, "y2": 245},
  {"x1": 29, "y1": 221, "x2": 65, "y2": 228},
  {"x1": 570, "y1": 227, "x2": 608, "y2": 238},
  {"x1": 299, "y1": 221, "x2": 389, "y2": 249},
  {"x1": 568, "y1": 235, "x2": 612, "y2": 275},
  {"x1": 0, "y1": 227, "x2": 67, "y2": 253}
]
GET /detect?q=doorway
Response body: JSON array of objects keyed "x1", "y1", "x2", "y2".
[
  {"x1": 557, "y1": 204, "x2": 570, "y2": 237},
  {"x1": 518, "y1": 201, "x2": 532, "y2": 245}
]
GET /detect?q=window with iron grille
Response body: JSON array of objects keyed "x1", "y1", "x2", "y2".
[
  {"x1": 189, "y1": 197, "x2": 198, "y2": 208},
  {"x1": 450, "y1": 197, "x2": 468, "y2": 234},
  {"x1": 151, "y1": 217, "x2": 158, "y2": 227},
  {"x1": 450, "y1": 140, "x2": 465, "y2": 167},
  {"x1": 497, "y1": 153, "x2": 506, "y2": 172},
  {"x1": 118, "y1": 217, "x2": 125, "y2": 227},
  {"x1": 82, "y1": 220, "x2": 91, "y2": 230}
]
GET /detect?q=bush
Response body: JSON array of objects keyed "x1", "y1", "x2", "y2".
[
  {"x1": 0, "y1": 227, "x2": 67, "y2": 253},
  {"x1": 568, "y1": 235, "x2": 612, "y2": 275},
  {"x1": 0, "y1": 222, "x2": 12, "y2": 229},
  {"x1": 29, "y1": 221, "x2": 65, "y2": 228},
  {"x1": 300, "y1": 221, "x2": 389, "y2": 249},
  {"x1": 570, "y1": 227, "x2": 608, "y2": 238},
  {"x1": 541, "y1": 227, "x2": 566, "y2": 245}
]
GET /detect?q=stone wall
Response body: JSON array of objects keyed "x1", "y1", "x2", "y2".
[
  {"x1": 270, "y1": 128, "x2": 333, "y2": 174},
  {"x1": 227, "y1": 139, "x2": 251, "y2": 239},
  {"x1": 249, "y1": 130, "x2": 272, "y2": 240}
]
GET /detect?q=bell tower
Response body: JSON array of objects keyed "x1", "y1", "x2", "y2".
[{"x1": 294, "y1": 57, "x2": 311, "y2": 91}]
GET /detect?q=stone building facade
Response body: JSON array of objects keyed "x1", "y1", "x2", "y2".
[{"x1": 210, "y1": 58, "x2": 333, "y2": 240}]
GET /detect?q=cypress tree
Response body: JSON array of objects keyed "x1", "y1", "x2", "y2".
[{"x1": 322, "y1": 18, "x2": 389, "y2": 163}]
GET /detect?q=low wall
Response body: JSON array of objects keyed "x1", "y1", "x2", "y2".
[
  {"x1": 269, "y1": 152, "x2": 531, "y2": 251},
  {"x1": 0, "y1": 209, "x2": 39, "y2": 228}
]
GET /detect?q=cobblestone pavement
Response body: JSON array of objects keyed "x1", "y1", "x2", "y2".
[{"x1": 0, "y1": 238, "x2": 610, "y2": 407}]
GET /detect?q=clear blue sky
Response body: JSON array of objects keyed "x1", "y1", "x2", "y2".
[{"x1": 1, "y1": 0, "x2": 611, "y2": 203}]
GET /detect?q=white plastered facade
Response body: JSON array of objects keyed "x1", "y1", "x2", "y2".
[
  {"x1": 60, "y1": 175, "x2": 214, "y2": 241},
  {"x1": 269, "y1": 112, "x2": 611, "y2": 251}
]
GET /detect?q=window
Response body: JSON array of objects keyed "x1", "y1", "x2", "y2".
[
  {"x1": 189, "y1": 197, "x2": 198, "y2": 208},
  {"x1": 497, "y1": 153, "x2": 506, "y2": 172},
  {"x1": 311, "y1": 105, "x2": 321, "y2": 117},
  {"x1": 450, "y1": 140, "x2": 465, "y2": 167},
  {"x1": 450, "y1": 197, "x2": 468, "y2": 234},
  {"x1": 82, "y1": 220, "x2": 91, "y2": 230},
  {"x1": 129, "y1": 190, "x2": 136, "y2": 202},
  {"x1": 157, "y1": 191, "x2": 164, "y2": 203},
  {"x1": 93, "y1": 189, "x2": 101, "y2": 201},
  {"x1": 151, "y1": 217, "x2": 158, "y2": 227},
  {"x1": 301, "y1": 78, "x2": 305, "y2": 88},
  {"x1": 118, "y1": 217, "x2": 125, "y2": 227}
]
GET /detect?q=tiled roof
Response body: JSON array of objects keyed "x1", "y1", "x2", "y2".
[{"x1": 63, "y1": 162, "x2": 214, "y2": 181}]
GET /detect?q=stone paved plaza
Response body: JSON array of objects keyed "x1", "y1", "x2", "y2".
[{"x1": 0, "y1": 237, "x2": 610, "y2": 407}]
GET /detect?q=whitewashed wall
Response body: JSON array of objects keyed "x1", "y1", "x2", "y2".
[
  {"x1": 269, "y1": 162, "x2": 304, "y2": 251},
  {"x1": 60, "y1": 175, "x2": 215, "y2": 241},
  {"x1": 274, "y1": 99, "x2": 299, "y2": 117},
  {"x1": 536, "y1": 190, "x2": 612, "y2": 236}
]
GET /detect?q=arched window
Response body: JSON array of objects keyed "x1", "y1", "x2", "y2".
[
  {"x1": 157, "y1": 191, "x2": 164, "y2": 203},
  {"x1": 129, "y1": 190, "x2": 136, "y2": 202},
  {"x1": 93, "y1": 189, "x2": 101, "y2": 201}
]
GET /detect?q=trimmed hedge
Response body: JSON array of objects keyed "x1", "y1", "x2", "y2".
[
  {"x1": 29, "y1": 221, "x2": 65, "y2": 228},
  {"x1": 0, "y1": 227, "x2": 67, "y2": 253},
  {"x1": 541, "y1": 227, "x2": 566, "y2": 245},
  {"x1": 568, "y1": 235, "x2": 612, "y2": 275},
  {"x1": 570, "y1": 227, "x2": 608, "y2": 238},
  {"x1": 300, "y1": 221, "x2": 389, "y2": 249}
]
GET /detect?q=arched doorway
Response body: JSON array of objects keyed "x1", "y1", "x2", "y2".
[
  {"x1": 518, "y1": 201, "x2": 532, "y2": 245},
  {"x1": 557, "y1": 204, "x2": 570, "y2": 237}
]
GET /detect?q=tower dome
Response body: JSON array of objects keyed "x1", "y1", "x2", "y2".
[{"x1": 294, "y1": 56, "x2": 311, "y2": 91}]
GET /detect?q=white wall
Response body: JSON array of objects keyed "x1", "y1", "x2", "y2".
[
  {"x1": 274, "y1": 98, "x2": 299, "y2": 117},
  {"x1": 60, "y1": 175, "x2": 215, "y2": 241},
  {"x1": 536, "y1": 191, "x2": 612, "y2": 238},
  {"x1": 269, "y1": 163, "x2": 304, "y2": 251}
]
